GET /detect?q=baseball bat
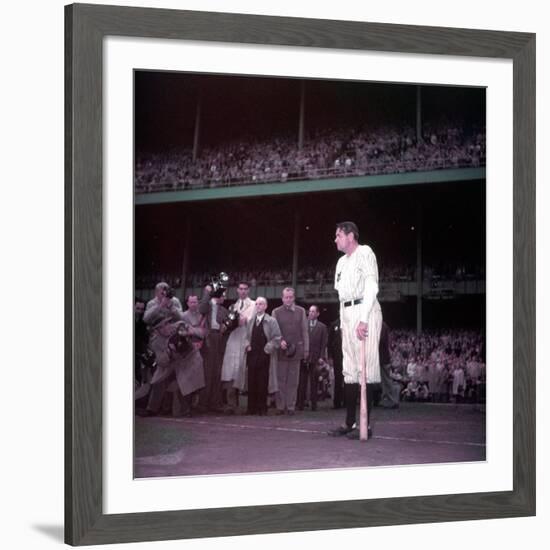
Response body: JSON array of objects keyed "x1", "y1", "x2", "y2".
[{"x1": 359, "y1": 336, "x2": 368, "y2": 441}]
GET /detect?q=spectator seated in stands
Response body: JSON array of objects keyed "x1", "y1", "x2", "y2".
[{"x1": 135, "y1": 121, "x2": 486, "y2": 193}]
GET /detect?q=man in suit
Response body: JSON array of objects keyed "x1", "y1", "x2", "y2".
[
  {"x1": 272, "y1": 287, "x2": 309, "y2": 415},
  {"x1": 242, "y1": 297, "x2": 281, "y2": 415},
  {"x1": 198, "y1": 284, "x2": 229, "y2": 412},
  {"x1": 297, "y1": 305, "x2": 328, "y2": 411}
]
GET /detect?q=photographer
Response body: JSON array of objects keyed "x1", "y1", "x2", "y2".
[
  {"x1": 143, "y1": 281, "x2": 184, "y2": 327},
  {"x1": 198, "y1": 282, "x2": 229, "y2": 412},
  {"x1": 138, "y1": 282, "x2": 204, "y2": 417},
  {"x1": 134, "y1": 297, "x2": 149, "y2": 385}
]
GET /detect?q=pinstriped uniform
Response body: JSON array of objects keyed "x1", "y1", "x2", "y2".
[{"x1": 334, "y1": 244, "x2": 383, "y2": 384}]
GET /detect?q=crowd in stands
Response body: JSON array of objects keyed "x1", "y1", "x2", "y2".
[
  {"x1": 135, "y1": 122, "x2": 486, "y2": 193},
  {"x1": 135, "y1": 262, "x2": 484, "y2": 290},
  {"x1": 388, "y1": 329, "x2": 486, "y2": 404}
]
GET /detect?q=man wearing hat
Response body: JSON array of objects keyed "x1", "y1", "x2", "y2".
[
  {"x1": 272, "y1": 287, "x2": 309, "y2": 415},
  {"x1": 137, "y1": 282, "x2": 204, "y2": 417}
]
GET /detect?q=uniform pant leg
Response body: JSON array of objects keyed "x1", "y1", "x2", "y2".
[
  {"x1": 344, "y1": 383, "x2": 359, "y2": 428},
  {"x1": 345, "y1": 382, "x2": 377, "y2": 428}
]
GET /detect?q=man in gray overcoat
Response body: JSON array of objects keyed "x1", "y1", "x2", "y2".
[
  {"x1": 272, "y1": 288, "x2": 309, "y2": 415},
  {"x1": 138, "y1": 282, "x2": 205, "y2": 417}
]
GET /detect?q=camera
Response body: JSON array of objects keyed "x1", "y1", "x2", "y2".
[
  {"x1": 209, "y1": 271, "x2": 230, "y2": 299},
  {"x1": 162, "y1": 286, "x2": 175, "y2": 299},
  {"x1": 168, "y1": 323, "x2": 192, "y2": 356},
  {"x1": 223, "y1": 308, "x2": 240, "y2": 333},
  {"x1": 139, "y1": 348, "x2": 157, "y2": 371}
]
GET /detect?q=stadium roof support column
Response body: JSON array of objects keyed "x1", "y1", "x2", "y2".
[
  {"x1": 416, "y1": 85, "x2": 422, "y2": 144},
  {"x1": 416, "y1": 201, "x2": 423, "y2": 335},
  {"x1": 298, "y1": 80, "x2": 305, "y2": 151},
  {"x1": 180, "y1": 217, "x2": 192, "y2": 301},
  {"x1": 192, "y1": 97, "x2": 201, "y2": 162},
  {"x1": 292, "y1": 210, "x2": 300, "y2": 291}
]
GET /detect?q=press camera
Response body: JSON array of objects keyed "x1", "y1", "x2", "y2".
[{"x1": 209, "y1": 271, "x2": 230, "y2": 298}]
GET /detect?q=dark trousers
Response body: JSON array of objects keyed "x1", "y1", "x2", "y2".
[
  {"x1": 200, "y1": 331, "x2": 224, "y2": 410},
  {"x1": 344, "y1": 382, "x2": 379, "y2": 428},
  {"x1": 146, "y1": 372, "x2": 192, "y2": 417},
  {"x1": 147, "y1": 377, "x2": 169, "y2": 414},
  {"x1": 332, "y1": 355, "x2": 344, "y2": 408},
  {"x1": 172, "y1": 391, "x2": 193, "y2": 417},
  {"x1": 247, "y1": 352, "x2": 270, "y2": 414},
  {"x1": 297, "y1": 361, "x2": 319, "y2": 410},
  {"x1": 380, "y1": 363, "x2": 399, "y2": 408}
]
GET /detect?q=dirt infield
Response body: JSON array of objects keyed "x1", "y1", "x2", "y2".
[{"x1": 134, "y1": 401, "x2": 485, "y2": 478}]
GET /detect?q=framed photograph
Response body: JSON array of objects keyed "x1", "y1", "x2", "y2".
[{"x1": 65, "y1": 3, "x2": 535, "y2": 545}]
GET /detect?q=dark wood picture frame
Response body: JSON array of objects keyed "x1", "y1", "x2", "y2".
[{"x1": 65, "y1": 3, "x2": 536, "y2": 545}]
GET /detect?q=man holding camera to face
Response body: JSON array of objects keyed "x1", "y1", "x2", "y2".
[
  {"x1": 198, "y1": 281, "x2": 230, "y2": 412},
  {"x1": 138, "y1": 281, "x2": 205, "y2": 417}
]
